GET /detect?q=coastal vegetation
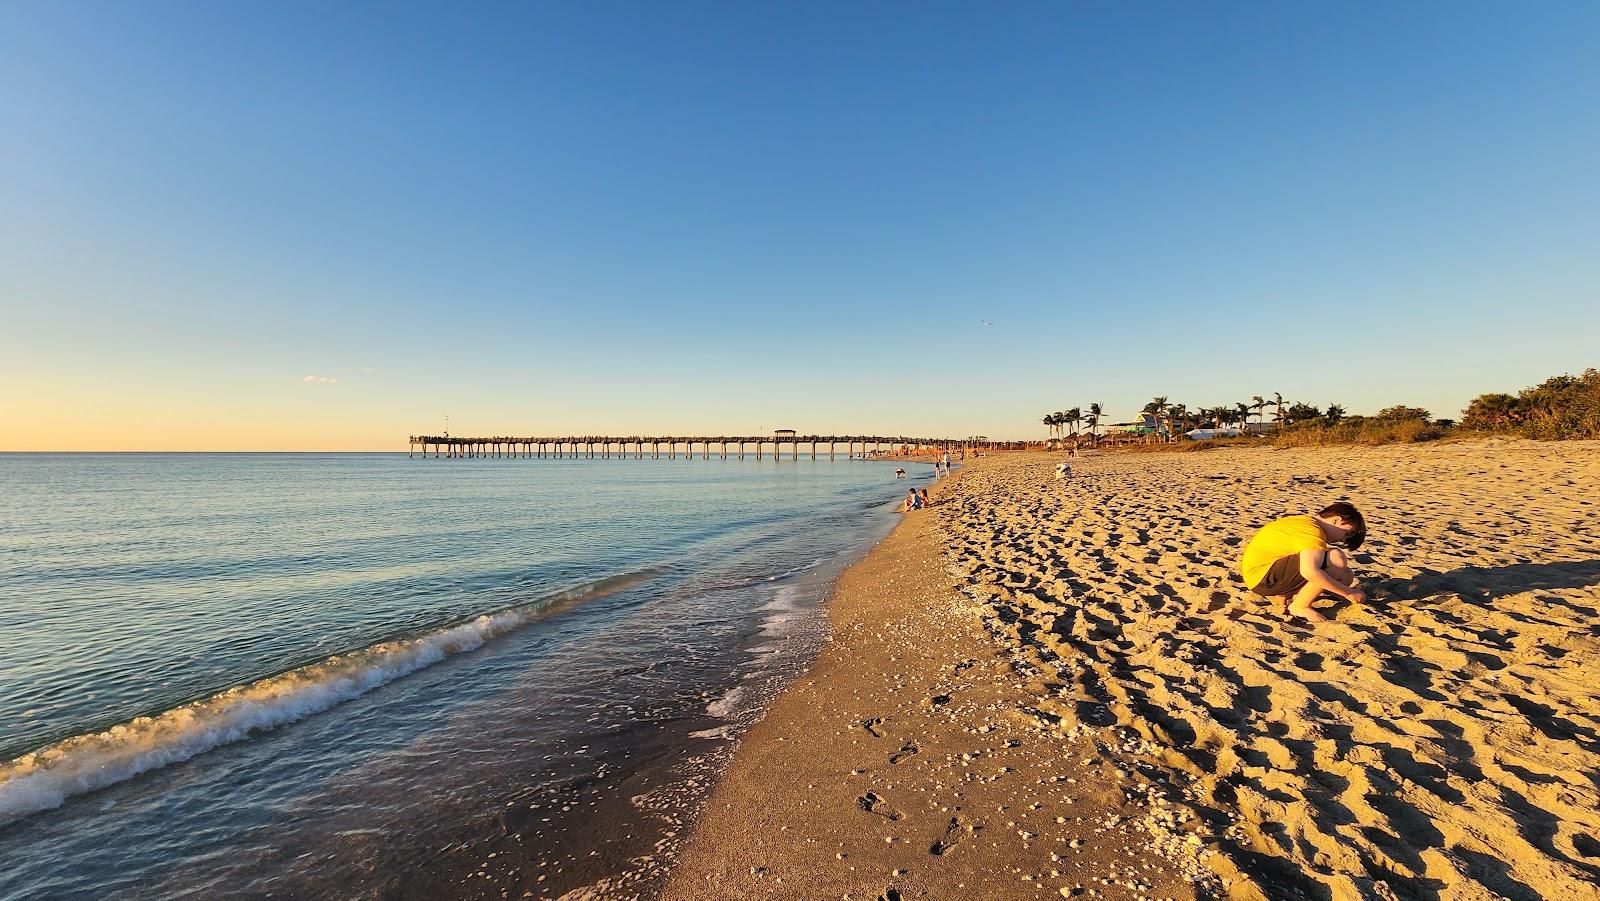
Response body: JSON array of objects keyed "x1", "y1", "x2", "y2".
[
  {"x1": 1044, "y1": 368, "x2": 1600, "y2": 451},
  {"x1": 1459, "y1": 369, "x2": 1600, "y2": 439}
]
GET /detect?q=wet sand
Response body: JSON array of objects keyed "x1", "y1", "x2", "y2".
[{"x1": 665, "y1": 440, "x2": 1600, "y2": 900}]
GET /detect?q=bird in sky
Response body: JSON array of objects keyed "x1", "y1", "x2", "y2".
[{"x1": 979, "y1": 320, "x2": 994, "y2": 327}]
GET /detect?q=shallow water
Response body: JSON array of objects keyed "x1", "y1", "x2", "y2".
[{"x1": 0, "y1": 453, "x2": 924, "y2": 899}]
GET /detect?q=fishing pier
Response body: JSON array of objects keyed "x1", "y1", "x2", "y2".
[{"x1": 407, "y1": 434, "x2": 1011, "y2": 460}]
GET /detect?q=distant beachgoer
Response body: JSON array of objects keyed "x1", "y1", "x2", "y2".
[
  {"x1": 918, "y1": 487, "x2": 930, "y2": 508},
  {"x1": 1239, "y1": 502, "x2": 1367, "y2": 623},
  {"x1": 895, "y1": 468, "x2": 906, "y2": 479},
  {"x1": 941, "y1": 451, "x2": 951, "y2": 468},
  {"x1": 900, "y1": 488, "x2": 923, "y2": 512},
  {"x1": 1054, "y1": 462, "x2": 1071, "y2": 480}
]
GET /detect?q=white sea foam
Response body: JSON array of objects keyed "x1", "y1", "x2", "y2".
[
  {"x1": 705, "y1": 686, "x2": 745, "y2": 718},
  {"x1": 0, "y1": 574, "x2": 645, "y2": 828}
]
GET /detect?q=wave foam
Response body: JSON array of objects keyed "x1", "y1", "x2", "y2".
[
  {"x1": 705, "y1": 687, "x2": 745, "y2": 719},
  {"x1": 0, "y1": 572, "x2": 652, "y2": 827}
]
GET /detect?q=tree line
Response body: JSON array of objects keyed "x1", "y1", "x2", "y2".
[
  {"x1": 1042, "y1": 369, "x2": 1599, "y2": 446},
  {"x1": 1461, "y1": 369, "x2": 1600, "y2": 439}
]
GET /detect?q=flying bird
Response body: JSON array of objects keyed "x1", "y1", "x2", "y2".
[{"x1": 979, "y1": 319, "x2": 994, "y2": 327}]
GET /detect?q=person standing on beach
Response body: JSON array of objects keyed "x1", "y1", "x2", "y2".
[{"x1": 1239, "y1": 502, "x2": 1367, "y2": 623}]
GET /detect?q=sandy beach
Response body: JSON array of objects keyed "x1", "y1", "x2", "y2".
[{"x1": 665, "y1": 440, "x2": 1600, "y2": 900}]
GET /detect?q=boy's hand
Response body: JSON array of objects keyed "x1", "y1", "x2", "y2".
[{"x1": 1344, "y1": 588, "x2": 1367, "y2": 604}]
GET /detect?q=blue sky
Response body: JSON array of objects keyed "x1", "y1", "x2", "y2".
[{"x1": 3, "y1": 2, "x2": 1597, "y2": 448}]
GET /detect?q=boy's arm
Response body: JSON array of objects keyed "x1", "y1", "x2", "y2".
[{"x1": 1299, "y1": 549, "x2": 1365, "y2": 602}]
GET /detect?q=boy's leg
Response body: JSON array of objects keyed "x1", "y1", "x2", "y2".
[
  {"x1": 1285, "y1": 581, "x2": 1330, "y2": 622},
  {"x1": 1324, "y1": 548, "x2": 1353, "y2": 586}
]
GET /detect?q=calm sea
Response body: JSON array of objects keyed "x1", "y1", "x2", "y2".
[{"x1": 0, "y1": 453, "x2": 927, "y2": 899}]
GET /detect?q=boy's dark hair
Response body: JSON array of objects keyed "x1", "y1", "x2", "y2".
[{"x1": 1318, "y1": 502, "x2": 1366, "y2": 549}]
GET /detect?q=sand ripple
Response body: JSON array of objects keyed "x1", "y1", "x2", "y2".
[{"x1": 944, "y1": 441, "x2": 1600, "y2": 900}]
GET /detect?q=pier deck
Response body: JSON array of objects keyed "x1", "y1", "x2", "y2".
[{"x1": 406, "y1": 435, "x2": 1016, "y2": 460}]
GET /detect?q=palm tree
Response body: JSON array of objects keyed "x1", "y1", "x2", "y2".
[
  {"x1": 1065, "y1": 407, "x2": 1082, "y2": 442},
  {"x1": 1087, "y1": 403, "x2": 1103, "y2": 446},
  {"x1": 1042, "y1": 414, "x2": 1055, "y2": 441},
  {"x1": 1235, "y1": 402, "x2": 1251, "y2": 432},
  {"x1": 1325, "y1": 403, "x2": 1346, "y2": 424},
  {"x1": 1167, "y1": 403, "x2": 1188, "y2": 440},
  {"x1": 1250, "y1": 395, "x2": 1266, "y2": 429},
  {"x1": 1272, "y1": 392, "x2": 1285, "y2": 426},
  {"x1": 1147, "y1": 396, "x2": 1169, "y2": 441}
]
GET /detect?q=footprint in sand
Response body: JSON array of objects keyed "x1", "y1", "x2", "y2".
[
  {"x1": 929, "y1": 816, "x2": 970, "y2": 856},
  {"x1": 889, "y1": 741, "x2": 919, "y2": 764},
  {"x1": 860, "y1": 717, "x2": 886, "y2": 738},
  {"x1": 857, "y1": 792, "x2": 902, "y2": 821}
]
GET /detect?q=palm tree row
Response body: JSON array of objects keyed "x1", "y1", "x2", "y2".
[
  {"x1": 1044, "y1": 393, "x2": 1361, "y2": 445},
  {"x1": 1041, "y1": 403, "x2": 1104, "y2": 445},
  {"x1": 1137, "y1": 392, "x2": 1350, "y2": 442}
]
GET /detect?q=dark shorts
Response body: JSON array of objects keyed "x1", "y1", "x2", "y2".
[{"x1": 1251, "y1": 554, "x2": 1307, "y2": 598}]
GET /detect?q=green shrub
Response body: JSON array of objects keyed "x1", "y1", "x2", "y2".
[{"x1": 1462, "y1": 369, "x2": 1600, "y2": 440}]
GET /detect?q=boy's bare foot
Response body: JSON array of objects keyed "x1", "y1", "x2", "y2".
[{"x1": 1287, "y1": 601, "x2": 1330, "y2": 623}]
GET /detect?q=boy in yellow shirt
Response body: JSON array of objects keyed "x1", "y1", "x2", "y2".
[{"x1": 1239, "y1": 502, "x2": 1367, "y2": 623}]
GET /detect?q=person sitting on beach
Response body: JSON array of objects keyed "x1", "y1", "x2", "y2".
[
  {"x1": 900, "y1": 488, "x2": 923, "y2": 512},
  {"x1": 1239, "y1": 502, "x2": 1367, "y2": 623},
  {"x1": 918, "y1": 487, "x2": 930, "y2": 508}
]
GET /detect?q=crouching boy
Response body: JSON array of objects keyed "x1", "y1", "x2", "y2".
[{"x1": 1239, "y1": 502, "x2": 1367, "y2": 623}]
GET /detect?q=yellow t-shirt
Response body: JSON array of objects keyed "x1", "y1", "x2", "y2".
[{"x1": 1239, "y1": 515, "x2": 1327, "y2": 588}]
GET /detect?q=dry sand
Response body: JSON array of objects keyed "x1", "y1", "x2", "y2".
[{"x1": 663, "y1": 440, "x2": 1600, "y2": 901}]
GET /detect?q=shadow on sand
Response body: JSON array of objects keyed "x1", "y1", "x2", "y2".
[{"x1": 1385, "y1": 560, "x2": 1600, "y2": 604}]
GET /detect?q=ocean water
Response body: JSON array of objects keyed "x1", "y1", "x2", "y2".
[{"x1": 0, "y1": 453, "x2": 926, "y2": 899}]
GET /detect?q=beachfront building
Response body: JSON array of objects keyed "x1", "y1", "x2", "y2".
[{"x1": 1105, "y1": 412, "x2": 1167, "y2": 443}]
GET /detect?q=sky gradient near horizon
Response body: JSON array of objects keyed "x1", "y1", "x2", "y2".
[{"x1": 3, "y1": 2, "x2": 1598, "y2": 449}]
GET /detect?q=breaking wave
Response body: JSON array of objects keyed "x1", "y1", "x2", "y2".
[{"x1": 0, "y1": 571, "x2": 655, "y2": 826}]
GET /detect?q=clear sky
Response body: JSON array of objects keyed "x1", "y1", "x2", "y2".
[{"x1": 3, "y1": 2, "x2": 1597, "y2": 450}]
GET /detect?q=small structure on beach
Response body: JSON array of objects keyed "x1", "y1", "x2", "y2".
[{"x1": 1185, "y1": 427, "x2": 1242, "y2": 440}]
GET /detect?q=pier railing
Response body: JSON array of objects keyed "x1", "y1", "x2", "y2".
[{"x1": 406, "y1": 435, "x2": 1020, "y2": 460}]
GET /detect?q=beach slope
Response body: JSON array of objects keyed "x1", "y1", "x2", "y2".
[
  {"x1": 663, "y1": 473, "x2": 1204, "y2": 901},
  {"x1": 668, "y1": 440, "x2": 1600, "y2": 900}
]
